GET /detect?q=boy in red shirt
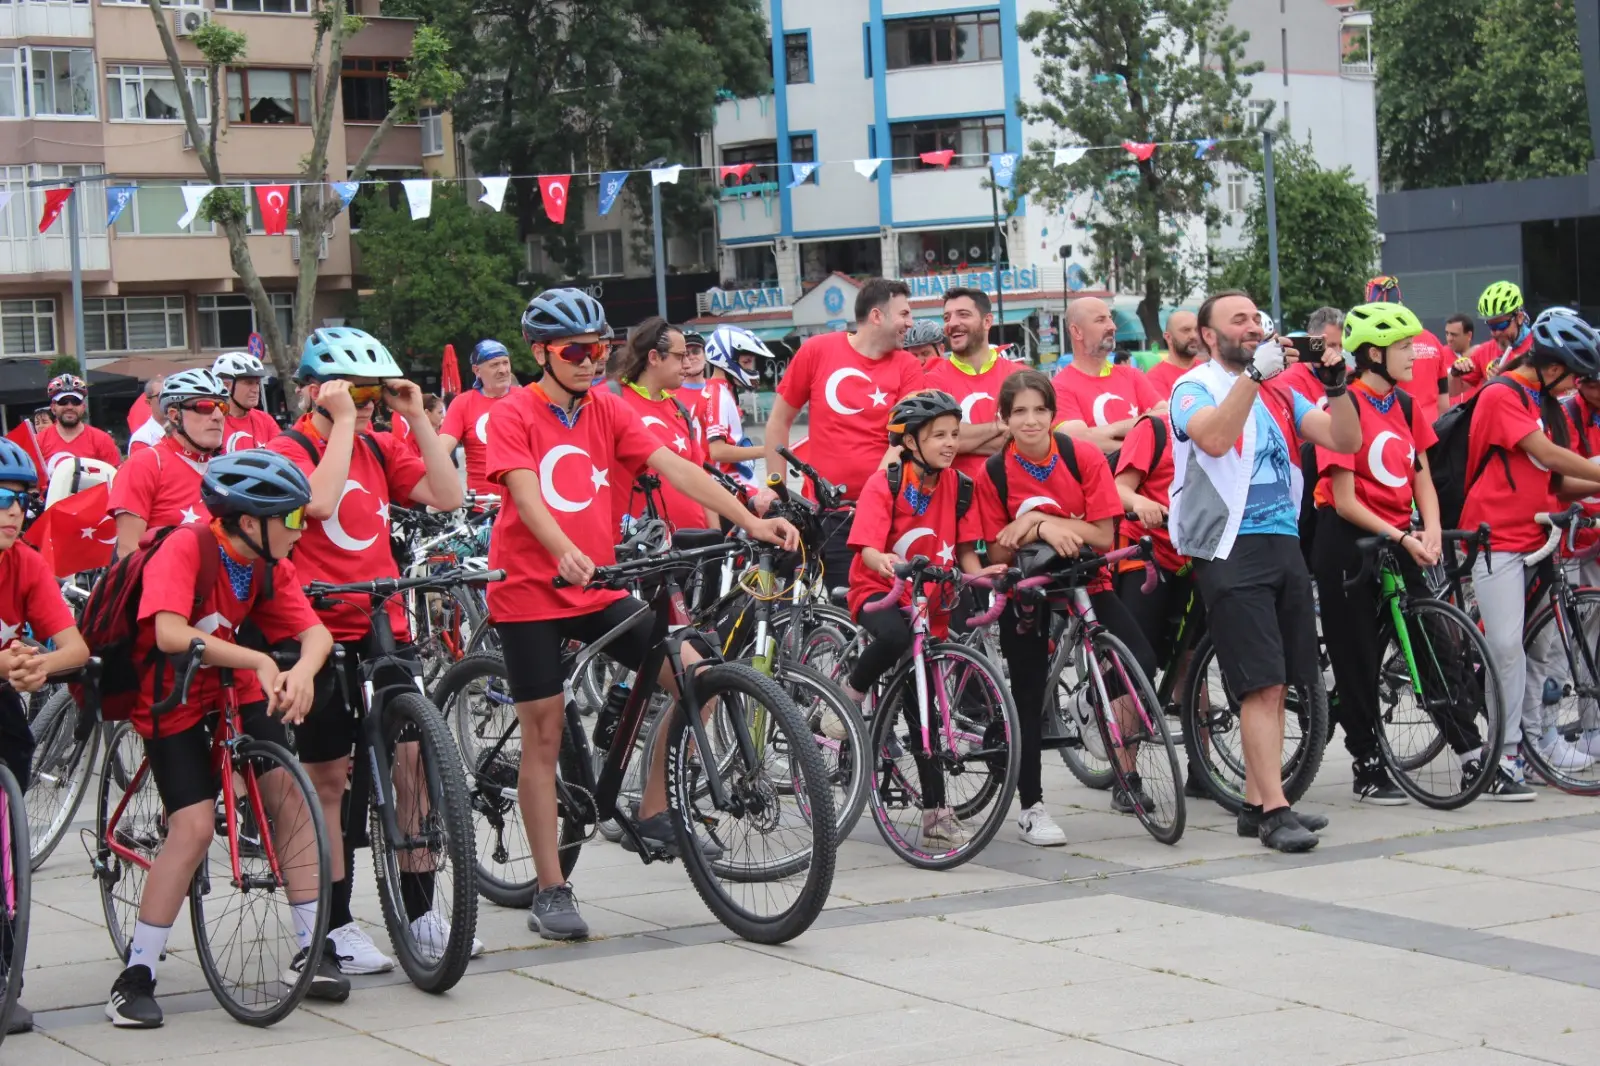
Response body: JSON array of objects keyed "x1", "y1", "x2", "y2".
[
  {"x1": 439, "y1": 339, "x2": 516, "y2": 496},
  {"x1": 110, "y1": 370, "x2": 231, "y2": 559},
  {"x1": 213, "y1": 352, "x2": 281, "y2": 453}
]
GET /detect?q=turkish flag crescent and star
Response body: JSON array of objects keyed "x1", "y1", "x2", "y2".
[
  {"x1": 441, "y1": 343, "x2": 462, "y2": 399},
  {"x1": 25, "y1": 481, "x2": 114, "y2": 578},
  {"x1": 539, "y1": 174, "x2": 570, "y2": 225},
  {"x1": 6, "y1": 420, "x2": 46, "y2": 479},
  {"x1": 255, "y1": 184, "x2": 292, "y2": 235},
  {"x1": 38, "y1": 188, "x2": 73, "y2": 233}
]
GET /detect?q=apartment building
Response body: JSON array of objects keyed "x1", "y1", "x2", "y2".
[{"x1": 0, "y1": 0, "x2": 450, "y2": 374}]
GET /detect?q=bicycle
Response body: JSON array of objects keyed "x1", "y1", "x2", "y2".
[
  {"x1": 300, "y1": 568, "x2": 494, "y2": 991},
  {"x1": 1518, "y1": 507, "x2": 1600, "y2": 793},
  {"x1": 0, "y1": 757, "x2": 30, "y2": 1046},
  {"x1": 22, "y1": 657, "x2": 103, "y2": 870},
  {"x1": 87, "y1": 641, "x2": 331, "y2": 1027},
  {"x1": 391, "y1": 503, "x2": 493, "y2": 688}
]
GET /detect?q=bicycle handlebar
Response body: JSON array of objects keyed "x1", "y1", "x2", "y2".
[
  {"x1": 148, "y1": 639, "x2": 205, "y2": 717},
  {"x1": 1345, "y1": 524, "x2": 1493, "y2": 590},
  {"x1": 1528, "y1": 506, "x2": 1595, "y2": 566},
  {"x1": 967, "y1": 572, "x2": 1052, "y2": 627},
  {"x1": 305, "y1": 567, "x2": 505, "y2": 602},
  {"x1": 777, "y1": 446, "x2": 847, "y2": 512},
  {"x1": 555, "y1": 538, "x2": 745, "y2": 590}
]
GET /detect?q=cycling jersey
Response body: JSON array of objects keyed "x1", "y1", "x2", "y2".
[
  {"x1": 109, "y1": 436, "x2": 211, "y2": 528},
  {"x1": 1461, "y1": 380, "x2": 1556, "y2": 553},
  {"x1": 1313, "y1": 381, "x2": 1436, "y2": 529},
  {"x1": 610, "y1": 382, "x2": 711, "y2": 531},
  {"x1": 127, "y1": 418, "x2": 165, "y2": 455},
  {"x1": 38, "y1": 424, "x2": 120, "y2": 477},
  {"x1": 846, "y1": 466, "x2": 981, "y2": 630},
  {"x1": 1398, "y1": 328, "x2": 1450, "y2": 424},
  {"x1": 440, "y1": 388, "x2": 508, "y2": 495},
  {"x1": 1114, "y1": 415, "x2": 1183, "y2": 572},
  {"x1": 922, "y1": 349, "x2": 1025, "y2": 478},
  {"x1": 1050, "y1": 361, "x2": 1160, "y2": 431},
  {"x1": 221, "y1": 409, "x2": 280, "y2": 454},
  {"x1": 975, "y1": 437, "x2": 1121, "y2": 591},
  {"x1": 1458, "y1": 333, "x2": 1533, "y2": 397}
]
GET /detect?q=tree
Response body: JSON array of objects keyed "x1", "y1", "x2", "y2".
[
  {"x1": 143, "y1": 0, "x2": 462, "y2": 380},
  {"x1": 1371, "y1": 0, "x2": 1487, "y2": 191},
  {"x1": 1217, "y1": 139, "x2": 1378, "y2": 332},
  {"x1": 353, "y1": 184, "x2": 527, "y2": 375},
  {"x1": 1016, "y1": 0, "x2": 1260, "y2": 341},
  {"x1": 391, "y1": 0, "x2": 770, "y2": 278},
  {"x1": 1474, "y1": 0, "x2": 1593, "y2": 182},
  {"x1": 47, "y1": 354, "x2": 81, "y2": 380}
]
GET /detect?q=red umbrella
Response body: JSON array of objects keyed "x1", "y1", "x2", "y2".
[{"x1": 441, "y1": 344, "x2": 462, "y2": 399}]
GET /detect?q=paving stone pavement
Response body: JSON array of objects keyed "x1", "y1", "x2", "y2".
[{"x1": 15, "y1": 755, "x2": 1600, "y2": 1064}]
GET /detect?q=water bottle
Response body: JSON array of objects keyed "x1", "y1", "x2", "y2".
[
  {"x1": 1542, "y1": 678, "x2": 1563, "y2": 706},
  {"x1": 592, "y1": 682, "x2": 630, "y2": 751}
]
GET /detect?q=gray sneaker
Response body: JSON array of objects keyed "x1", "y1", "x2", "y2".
[
  {"x1": 527, "y1": 883, "x2": 589, "y2": 941},
  {"x1": 623, "y1": 810, "x2": 725, "y2": 861}
]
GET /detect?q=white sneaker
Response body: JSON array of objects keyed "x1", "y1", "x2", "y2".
[
  {"x1": 1577, "y1": 730, "x2": 1600, "y2": 758},
  {"x1": 1539, "y1": 731, "x2": 1595, "y2": 771},
  {"x1": 409, "y1": 911, "x2": 484, "y2": 961},
  {"x1": 1017, "y1": 804, "x2": 1067, "y2": 847},
  {"x1": 819, "y1": 708, "x2": 848, "y2": 741},
  {"x1": 328, "y1": 921, "x2": 394, "y2": 975}
]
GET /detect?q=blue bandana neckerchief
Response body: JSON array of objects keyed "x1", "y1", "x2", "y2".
[
  {"x1": 1013, "y1": 449, "x2": 1058, "y2": 482},
  {"x1": 903, "y1": 478, "x2": 933, "y2": 516},
  {"x1": 1357, "y1": 387, "x2": 1397, "y2": 415},
  {"x1": 221, "y1": 545, "x2": 253, "y2": 601},
  {"x1": 547, "y1": 401, "x2": 583, "y2": 429}
]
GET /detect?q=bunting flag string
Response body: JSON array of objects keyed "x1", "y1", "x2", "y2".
[
  {"x1": 401, "y1": 178, "x2": 432, "y2": 220},
  {"x1": 919, "y1": 149, "x2": 954, "y2": 169},
  {"x1": 175, "y1": 185, "x2": 214, "y2": 229},
  {"x1": 478, "y1": 175, "x2": 510, "y2": 212},
  {"x1": 38, "y1": 188, "x2": 72, "y2": 233},
  {"x1": 105, "y1": 186, "x2": 136, "y2": 228},
  {"x1": 596, "y1": 170, "x2": 628, "y2": 215},
  {"x1": 852, "y1": 158, "x2": 885, "y2": 179}
]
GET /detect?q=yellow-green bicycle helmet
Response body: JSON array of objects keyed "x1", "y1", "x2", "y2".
[
  {"x1": 1343, "y1": 302, "x2": 1424, "y2": 352},
  {"x1": 1478, "y1": 281, "x2": 1524, "y2": 319}
]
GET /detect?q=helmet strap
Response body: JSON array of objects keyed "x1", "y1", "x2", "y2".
[
  {"x1": 168, "y1": 411, "x2": 218, "y2": 459},
  {"x1": 239, "y1": 521, "x2": 277, "y2": 600}
]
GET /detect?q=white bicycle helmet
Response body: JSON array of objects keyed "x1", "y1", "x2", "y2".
[
  {"x1": 704, "y1": 325, "x2": 773, "y2": 386},
  {"x1": 1256, "y1": 310, "x2": 1277, "y2": 340},
  {"x1": 159, "y1": 368, "x2": 230, "y2": 413},
  {"x1": 213, "y1": 350, "x2": 266, "y2": 379}
]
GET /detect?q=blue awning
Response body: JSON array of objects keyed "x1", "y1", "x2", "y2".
[{"x1": 1113, "y1": 309, "x2": 1146, "y2": 344}]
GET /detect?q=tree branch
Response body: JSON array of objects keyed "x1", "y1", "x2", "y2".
[{"x1": 144, "y1": 0, "x2": 223, "y2": 185}]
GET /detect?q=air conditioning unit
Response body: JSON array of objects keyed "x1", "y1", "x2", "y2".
[
  {"x1": 173, "y1": 9, "x2": 210, "y2": 38},
  {"x1": 290, "y1": 233, "x2": 329, "y2": 261},
  {"x1": 181, "y1": 127, "x2": 195, "y2": 151}
]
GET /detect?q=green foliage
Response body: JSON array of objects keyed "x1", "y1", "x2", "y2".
[
  {"x1": 200, "y1": 186, "x2": 247, "y2": 227},
  {"x1": 1217, "y1": 139, "x2": 1378, "y2": 331},
  {"x1": 1016, "y1": 0, "x2": 1259, "y2": 340},
  {"x1": 354, "y1": 184, "x2": 527, "y2": 375},
  {"x1": 1474, "y1": 0, "x2": 1592, "y2": 181},
  {"x1": 190, "y1": 21, "x2": 249, "y2": 66},
  {"x1": 46, "y1": 355, "x2": 80, "y2": 379},
  {"x1": 388, "y1": 25, "x2": 464, "y2": 124}
]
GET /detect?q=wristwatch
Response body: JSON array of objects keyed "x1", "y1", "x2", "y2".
[{"x1": 1245, "y1": 364, "x2": 1265, "y2": 384}]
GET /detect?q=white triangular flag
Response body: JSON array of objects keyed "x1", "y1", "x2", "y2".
[
  {"x1": 478, "y1": 176, "x2": 509, "y2": 212},
  {"x1": 176, "y1": 184, "x2": 216, "y2": 229},
  {"x1": 853, "y1": 158, "x2": 885, "y2": 179},
  {"x1": 651, "y1": 165, "x2": 683, "y2": 186},
  {"x1": 0, "y1": 190, "x2": 11, "y2": 215},
  {"x1": 402, "y1": 179, "x2": 433, "y2": 220},
  {"x1": 1054, "y1": 146, "x2": 1089, "y2": 167}
]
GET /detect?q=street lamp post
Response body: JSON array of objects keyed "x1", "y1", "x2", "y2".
[{"x1": 646, "y1": 156, "x2": 668, "y2": 319}]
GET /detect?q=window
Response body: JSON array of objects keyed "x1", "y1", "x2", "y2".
[
  {"x1": 0, "y1": 299, "x2": 55, "y2": 357},
  {"x1": 1247, "y1": 98, "x2": 1272, "y2": 131},
  {"x1": 889, "y1": 115, "x2": 1004, "y2": 172},
  {"x1": 198, "y1": 292, "x2": 291, "y2": 350},
  {"x1": 342, "y1": 57, "x2": 403, "y2": 122},
  {"x1": 784, "y1": 32, "x2": 810, "y2": 84},
  {"x1": 721, "y1": 141, "x2": 778, "y2": 188},
  {"x1": 580, "y1": 231, "x2": 624, "y2": 277},
  {"x1": 0, "y1": 49, "x2": 20, "y2": 119},
  {"x1": 733, "y1": 245, "x2": 778, "y2": 286},
  {"x1": 227, "y1": 68, "x2": 311, "y2": 125},
  {"x1": 1341, "y1": 15, "x2": 1375, "y2": 76},
  {"x1": 215, "y1": 0, "x2": 311, "y2": 12},
  {"x1": 899, "y1": 228, "x2": 1005, "y2": 274},
  {"x1": 886, "y1": 12, "x2": 1001, "y2": 70},
  {"x1": 419, "y1": 105, "x2": 443, "y2": 155},
  {"x1": 112, "y1": 180, "x2": 211, "y2": 235},
  {"x1": 84, "y1": 296, "x2": 186, "y2": 353},
  {"x1": 789, "y1": 133, "x2": 817, "y2": 184},
  {"x1": 1226, "y1": 168, "x2": 1249, "y2": 211},
  {"x1": 107, "y1": 65, "x2": 208, "y2": 123},
  {"x1": 0, "y1": 166, "x2": 24, "y2": 237},
  {"x1": 27, "y1": 48, "x2": 97, "y2": 118}
]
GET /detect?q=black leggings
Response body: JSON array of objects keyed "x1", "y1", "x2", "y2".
[{"x1": 848, "y1": 604, "x2": 948, "y2": 808}]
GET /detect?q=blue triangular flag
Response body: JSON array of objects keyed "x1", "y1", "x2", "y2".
[
  {"x1": 788, "y1": 162, "x2": 818, "y2": 188},
  {"x1": 597, "y1": 170, "x2": 628, "y2": 216},
  {"x1": 1193, "y1": 138, "x2": 1217, "y2": 159},
  {"x1": 332, "y1": 182, "x2": 360, "y2": 211},
  {"x1": 105, "y1": 185, "x2": 137, "y2": 228},
  {"x1": 989, "y1": 152, "x2": 1019, "y2": 190}
]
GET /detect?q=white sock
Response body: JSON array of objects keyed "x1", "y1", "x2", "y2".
[
  {"x1": 128, "y1": 920, "x2": 170, "y2": 979},
  {"x1": 290, "y1": 902, "x2": 319, "y2": 951}
]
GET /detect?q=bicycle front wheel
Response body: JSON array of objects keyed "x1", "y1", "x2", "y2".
[
  {"x1": 1047, "y1": 630, "x2": 1116, "y2": 790},
  {"x1": 667, "y1": 663, "x2": 836, "y2": 944},
  {"x1": 0, "y1": 764, "x2": 30, "y2": 1048},
  {"x1": 1520, "y1": 588, "x2": 1600, "y2": 795},
  {"x1": 190, "y1": 739, "x2": 330, "y2": 1027},
  {"x1": 94, "y1": 723, "x2": 159, "y2": 961},
  {"x1": 759, "y1": 659, "x2": 869, "y2": 841},
  {"x1": 26, "y1": 689, "x2": 97, "y2": 870},
  {"x1": 369, "y1": 692, "x2": 479, "y2": 992}
]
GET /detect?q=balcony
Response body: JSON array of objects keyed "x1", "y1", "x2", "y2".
[
  {"x1": 1340, "y1": 12, "x2": 1376, "y2": 79},
  {"x1": 344, "y1": 122, "x2": 422, "y2": 168},
  {"x1": 0, "y1": 233, "x2": 110, "y2": 276},
  {"x1": 717, "y1": 188, "x2": 781, "y2": 243},
  {"x1": 0, "y1": 0, "x2": 94, "y2": 39}
]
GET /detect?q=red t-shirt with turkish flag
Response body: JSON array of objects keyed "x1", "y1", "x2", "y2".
[
  {"x1": 846, "y1": 467, "x2": 982, "y2": 631},
  {"x1": 38, "y1": 424, "x2": 120, "y2": 478},
  {"x1": 131, "y1": 525, "x2": 320, "y2": 738},
  {"x1": 266, "y1": 421, "x2": 425, "y2": 641},
  {"x1": 1143, "y1": 359, "x2": 1191, "y2": 399},
  {"x1": 975, "y1": 437, "x2": 1123, "y2": 591},
  {"x1": 222, "y1": 409, "x2": 280, "y2": 454},
  {"x1": 1051, "y1": 361, "x2": 1160, "y2": 430},
  {"x1": 776, "y1": 333, "x2": 926, "y2": 501},
  {"x1": 1461, "y1": 379, "x2": 1556, "y2": 553},
  {"x1": 485, "y1": 383, "x2": 660, "y2": 622},
  {"x1": 1398, "y1": 329, "x2": 1450, "y2": 425},
  {"x1": 610, "y1": 384, "x2": 709, "y2": 532},
  {"x1": 1314, "y1": 382, "x2": 1437, "y2": 528},
  {"x1": 440, "y1": 388, "x2": 507, "y2": 495},
  {"x1": 0, "y1": 541, "x2": 75, "y2": 645},
  {"x1": 922, "y1": 350, "x2": 1026, "y2": 479},
  {"x1": 1266, "y1": 361, "x2": 1328, "y2": 409},
  {"x1": 109, "y1": 436, "x2": 210, "y2": 529},
  {"x1": 1115, "y1": 415, "x2": 1183, "y2": 573},
  {"x1": 1459, "y1": 333, "x2": 1533, "y2": 397}
]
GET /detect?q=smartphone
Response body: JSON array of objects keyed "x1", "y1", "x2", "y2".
[{"x1": 1288, "y1": 334, "x2": 1325, "y2": 363}]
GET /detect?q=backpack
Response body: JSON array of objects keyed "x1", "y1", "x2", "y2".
[
  {"x1": 1563, "y1": 395, "x2": 1592, "y2": 458},
  {"x1": 983, "y1": 432, "x2": 1081, "y2": 520},
  {"x1": 283, "y1": 426, "x2": 388, "y2": 473},
  {"x1": 884, "y1": 462, "x2": 973, "y2": 522},
  {"x1": 1428, "y1": 376, "x2": 1523, "y2": 530}
]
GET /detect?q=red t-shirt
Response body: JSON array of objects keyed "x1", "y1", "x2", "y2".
[
  {"x1": 1267, "y1": 361, "x2": 1329, "y2": 409},
  {"x1": 845, "y1": 467, "x2": 982, "y2": 631},
  {"x1": 610, "y1": 384, "x2": 711, "y2": 532},
  {"x1": 0, "y1": 541, "x2": 75, "y2": 645},
  {"x1": 1459, "y1": 333, "x2": 1533, "y2": 397},
  {"x1": 132, "y1": 526, "x2": 320, "y2": 738},
  {"x1": 222, "y1": 409, "x2": 280, "y2": 454},
  {"x1": 1051, "y1": 361, "x2": 1161, "y2": 431},
  {"x1": 38, "y1": 424, "x2": 120, "y2": 478},
  {"x1": 1461, "y1": 380, "x2": 1556, "y2": 553},
  {"x1": 1398, "y1": 329, "x2": 1450, "y2": 426},
  {"x1": 440, "y1": 389, "x2": 508, "y2": 495},
  {"x1": 108, "y1": 436, "x2": 210, "y2": 529},
  {"x1": 976, "y1": 437, "x2": 1122, "y2": 590},
  {"x1": 485, "y1": 383, "x2": 660, "y2": 622},
  {"x1": 776, "y1": 333, "x2": 926, "y2": 501},
  {"x1": 266, "y1": 421, "x2": 425, "y2": 641},
  {"x1": 1143, "y1": 359, "x2": 1191, "y2": 399},
  {"x1": 922, "y1": 351, "x2": 1026, "y2": 479},
  {"x1": 1314, "y1": 382, "x2": 1438, "y2": 528},
  {"x1": 1114, "y1": 415, "x2": 1183, "y2": 573}
]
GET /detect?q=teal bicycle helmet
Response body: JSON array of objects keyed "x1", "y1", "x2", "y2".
[
  {"x1": 0, "y1": 439, "x2": 38, "y2": 486},
  {"x1": 297, "y1": 327, "x2": 404, "y2": 383}
]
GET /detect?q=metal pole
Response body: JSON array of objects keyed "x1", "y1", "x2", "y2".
[
  {"x1": 67, "y1": 179, "x2": 88, "y2": 380},
  {"x1": 650, "y1": 182, "x2": 667, "y2": 319},
  {"x1": 989, "y1": 172, "x2": 1005, "y2": 344},
  {"x1": 1263, "y1": 130, "x2": 1282, "y2": 327}
]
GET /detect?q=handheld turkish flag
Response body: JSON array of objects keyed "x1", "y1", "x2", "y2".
[
  {"x1": 24, "y1": 481, "x2": 114, "y2": 578},
  {"x1": 440, "y1": 343, "x2": 462, "y2": 399},
  {"x1": 38, "y1": 188, "x2": 72, "y2": 233},
  {"x1": 539, "y1": 174, "x2": 570, "y2": 225},
  {"x1": 255, "y1": 184, "x2": 291, "y2": 235},
  {"x1": 919, "y1": 150, "x2": 955, "y2": 169},
  {"x1": 6, "y1": 420, "x2": 46, "y2": 482}
]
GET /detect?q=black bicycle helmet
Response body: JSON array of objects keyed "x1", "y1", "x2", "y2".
[
  {"x1": 886, "y1": 389, "x2": 962, "y2": 446},
  {"x1": 202, "y1": 449, "x2": 313, "y2": 518},
  {"x1": 521, "y1": 287, "x2": 608, "y2": 344},
  {"x1": 1531, "y1": 309, "x2": 1600, "y2": 380}
]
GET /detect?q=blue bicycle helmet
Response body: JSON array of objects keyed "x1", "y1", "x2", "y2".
[
  {"x1": 202, "y1": 449, "x2": 313, "y2": 518},
  {"x1": 1531, "y1": 309, "x2": 1600, "y2": 380},
  {"x1": 471, "y1": 339, "x2": 510, "y2": 365},
  {"x1": 704, "y1": 324, "x2": 773, "y2": 386},
  {"x1": 297, "y1": 327, "x2": 404, "y2": 383},
  {"x1": 521, "y1": 288, "x2": 607, "y2": 344},
  {"x1": 0, "y1": 439, "x2": 38, "y2": 487}
]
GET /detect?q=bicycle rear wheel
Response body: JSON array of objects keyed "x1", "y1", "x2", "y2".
[
  {"x1": 189, "y1": 739, "x2": 330, "y2": 1027},
  {"x1": 1047, "y1": 631, "x2": 1116, "y2": 790},
  {"x1": 0, "y1": 765, "x2": 30, "y2": 1048},
  {"x1": 667, "y1": 663, "x2": 836, "y2": 944},
  {"x1": 369, "y1": 692, "x2": 478, "y2": 992},
  {"x1": 1086, "y1": 632, "x2": 1185, "y2": 844},
  {"x1": 759, "y1": 659, "x2": 868, "y2": 841},
  {"x1": 26, "y1": 689, "x2": 97, "y2": 870},
  {"x1": 1520, "y1": 588, "x2": 1600, "y2": 795},
  {"x1": 93, "y1": 723, "x2": 160, "y2": 961}
]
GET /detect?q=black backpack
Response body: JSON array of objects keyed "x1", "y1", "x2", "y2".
[
  {"x1": 283, "y1": 427, "x2": 388, "y2": 472},
  {"x1": 1428, "y1": 376, "x2": 1527, "y2": 530},
  {"x1": 983, "y1": 432, "x2": 1082, "y2": 520},
  {"x1": 885, "y1": 462, "x2": 973, "y2": 521}
]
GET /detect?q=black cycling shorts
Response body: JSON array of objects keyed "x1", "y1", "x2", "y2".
[
  {"x1": 496, "y1": 598, "x2": 654, "y2": 702},
  {"x1": 295, "y1": 638, "x2": 422, "y2": 765},
  {"x1": 146, "y1": 701, "x2": 288, "y2": 813},
  {"x1": 1193, "y1": 534, "x2": 1319, "y2": 699}
]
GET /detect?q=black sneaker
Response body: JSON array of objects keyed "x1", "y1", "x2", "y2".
[
  {"x1": 1352, "y1": 755, "x2": 1408, "y2": 806},
  {"x1": 283, "y1": 939, "x2": 351, "y2": 1003},
  {"x1": 528, "y1": 882, "x2": 590, "y2": 941},
  {"x1": 1258, "y1": 806, "x2": 1319, "y2": 852},
  {"x1": 1110, "y1": 772, "x2": 1154, "y2": 814},
  {"x1": 105, "y1": 964, "x2": 162, "y2": 1028},
  {"x1": 1472, "y1": 757, "x2": 1536, "y2": 802},
  {"x1": 1183, "y1": 764, "x2": 1208, "y2": 799},
  {"x1": 623, "y1": 810, "x2": 725, "y2": 861},
  {"x1": 1236, "y1": 804, "x2": 1329, "y2": 837},
  {"x1": 5, "y1": 1003, "x2": 32, "y2": 1035}
]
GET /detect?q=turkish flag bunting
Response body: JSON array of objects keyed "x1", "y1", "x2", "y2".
[
  {"x1": 538, "y1": 174, "x2": 571, "y2": 225},
  {"x1": 6, "y1": 421, "x2": 46, "y2": 482},
  {"x1": 1123, "y1": 140, "x2": 1157, "y2": 161},
  {"x1": 718, "y1": 163, "x2": 755, "y2": 183},
  {"x1": 38, "y1": 188, "x2": 72, "y2": 234},
  {"x1": 24, "y1": 482, "x2": 114, "y2": 579},
  {"x1": 441, "y1": 343, "x2": 462, "y2": 399},
  {"x1": 255, "y1": 184, "x2": 291, "y2": 235},
  {"x1": 919, "y1": 150, "x2": 955, "y2": 169}
]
